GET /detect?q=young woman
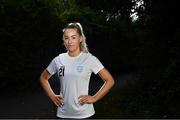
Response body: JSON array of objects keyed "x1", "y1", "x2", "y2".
[{"x1": 40, "y1": 22, "x2": 115, "y2": 119}]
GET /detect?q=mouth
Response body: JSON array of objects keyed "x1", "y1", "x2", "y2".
[{"x1": 68, "y1": 45, "x2": 74, "y2": 47}]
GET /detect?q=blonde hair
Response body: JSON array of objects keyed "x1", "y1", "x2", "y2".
[{"x1": 62, "y1": 22, "x2": 89, "y2": 53}]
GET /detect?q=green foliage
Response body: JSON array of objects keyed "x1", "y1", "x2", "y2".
[{"x1": 77, "y1": 0, "x2": 135, "y2": 16}]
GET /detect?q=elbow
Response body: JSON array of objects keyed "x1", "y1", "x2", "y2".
[
  {"x1": 39, "y1": 74, "x2": 47, "y2": 84},
  {"x1": 111, "y1": 78, "x2": 115, "y2": 87},
  {"x1": 39, "y1": 75, "x2": 44, "y2": 84},
  {"x1": 39, "y1": 72, "x2": 50, "y2": 84},
  {"x1": 104, "y1": 76, "x2": 115, "y2": 88},
  {"x1": 106, "y1": 78, "x2": 115, "y2": 88}
]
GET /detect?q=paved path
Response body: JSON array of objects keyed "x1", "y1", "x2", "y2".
[
  {"x1": 0, "y1": 73, "x2": 137, "y2": 118},
  {"x1": 0, "y1": 91, "x2": 56, "y2": 118}
]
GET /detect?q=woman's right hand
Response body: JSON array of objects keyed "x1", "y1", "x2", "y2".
[{"x1": 50, "y1": 94, "x2": 64, "y2": 107}]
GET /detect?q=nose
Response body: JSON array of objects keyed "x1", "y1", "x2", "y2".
[{"x1": 68, "y1": 38, "x2": 73, "y2": 44}]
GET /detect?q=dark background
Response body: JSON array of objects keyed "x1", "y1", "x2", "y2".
[{"x1": 0, "y1": 0, "x2": 180, "y2": 118}]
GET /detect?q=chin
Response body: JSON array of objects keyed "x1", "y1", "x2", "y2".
[{"x1": 68, "y1": 48, "x2": 76, "y2": 52}]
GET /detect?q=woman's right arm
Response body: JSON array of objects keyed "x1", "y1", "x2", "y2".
[{"x1": 40, "y1": 69, "x2": 64, "y2": 107}]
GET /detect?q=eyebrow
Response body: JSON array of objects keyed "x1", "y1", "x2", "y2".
[{"x1": 64, "y1": 35, "x2": 77, "y2": 37}]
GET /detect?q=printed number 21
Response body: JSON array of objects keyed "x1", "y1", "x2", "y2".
[{"x1": 59, "y1": 66, "x2": 65, "y2": 76}]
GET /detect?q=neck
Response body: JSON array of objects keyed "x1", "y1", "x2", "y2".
[{"x1": 68, "y1": 49, "x2": 81, "y2": 57}]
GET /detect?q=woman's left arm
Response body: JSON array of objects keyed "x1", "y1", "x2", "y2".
[{"x1": 78, "y1": 68, "x2": 115, "y2": 105}]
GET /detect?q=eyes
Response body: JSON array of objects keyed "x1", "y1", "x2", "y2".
[
  {"x1": 64, "y1": 36, "x2": 76, "y2": 40},
  {"x1": 63, "y1": 29, "x2": 81, "y2": 42},
  {"x1": 64, "y1": 35, "x2": 78, "y2": 41}
]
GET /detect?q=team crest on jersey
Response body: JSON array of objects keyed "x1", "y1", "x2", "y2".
[
  {"x1": 76, "y1": 65, "x2": 83, "y2": 73},
  {"x1": 58, "y1": 66, "x2": 65, "y2": 76}
]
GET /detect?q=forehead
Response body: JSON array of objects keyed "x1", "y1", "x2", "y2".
[{"x1": 63, "y1": 28, "x2": 78, "y2": 36}]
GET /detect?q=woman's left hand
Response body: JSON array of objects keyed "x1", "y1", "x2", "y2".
[{"x1": 78, "y1": 95, "x2": 96, "y2": 105}]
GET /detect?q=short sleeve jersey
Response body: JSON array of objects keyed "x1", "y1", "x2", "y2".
[{"x1": 47, "y1": 52, "x2": 104, "y2": 118}]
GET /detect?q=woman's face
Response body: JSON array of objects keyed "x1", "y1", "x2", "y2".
[{"x1": 63, "y1": 28, "x2": 82, "y2": 52}]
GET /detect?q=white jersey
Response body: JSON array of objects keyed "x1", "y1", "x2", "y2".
[{"x1": 47, "y1": 52, "x2": 104, "y2": 118}]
